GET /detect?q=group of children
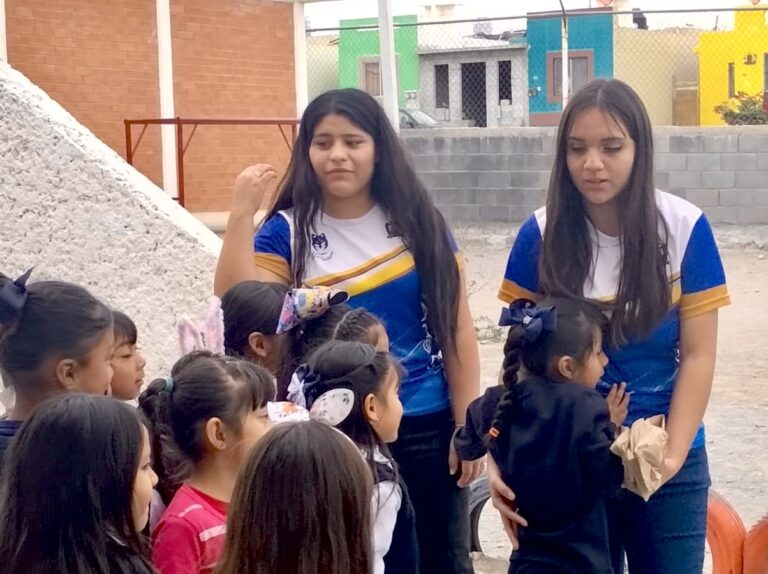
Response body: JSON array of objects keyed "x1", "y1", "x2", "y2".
[
  {"x1": 0, "y1": 265, "x2": 635, "y2": 574},
  {"x1": 0, "y1": 270, "x2": 414, "y2": 574}
]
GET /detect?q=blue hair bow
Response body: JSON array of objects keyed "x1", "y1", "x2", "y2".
[
  {"x1": 0, "y1": 268, "x2": 34, "y2": 324},
  {"x1": 499, "y1": 299, "x2": 557, "y2": 343}
]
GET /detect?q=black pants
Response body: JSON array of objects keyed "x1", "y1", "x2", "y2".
[{"x1": 390, "y1": 408, "x2": 474, "y2": 574}]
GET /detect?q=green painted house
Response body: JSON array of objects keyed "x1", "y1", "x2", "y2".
[{"x1": 338, "y1": 15, "x2": 419, "y2": 106}]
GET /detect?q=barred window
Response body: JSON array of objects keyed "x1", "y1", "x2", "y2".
[{"x1": 435, "y1": 64, "x2": 449, "y2": 108}]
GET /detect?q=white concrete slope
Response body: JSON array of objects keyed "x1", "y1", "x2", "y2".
[{"x1": 0, "y1": 62, "x2": 222, "y2": 382}]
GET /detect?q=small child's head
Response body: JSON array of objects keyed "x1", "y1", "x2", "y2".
[
  {"x1": 0, "y1": 271, "x2": 114, "y2": 404},
  {"x1": 331, "y1": 307, "x2": 389, "y2": 352},
  {"x1": 489, "y1": 298, "x2": 608, "y2": 448},
  {"x1": 304, "y1": 340, "x2": 403, "y2": 446},
  {"x1": 0, "y1": 394, "x2": 157, "y2": 573},
  {"x1": 217, "y1": 421, "x2": 372, "y2": 574},
  {"x1": 277, "y1": 304, "x2": 385, "y2": 400},
  {"x1": 221, "y1": 281, "x2": 288, "y2": 373},
  {"x1": 501, "y1": 298, "x2": 608, "y2": 389},
  {"x1": 111, "y1": 310, "x2": 146, "y2": 401},
  {"x1": 138, "y1": 353, "x2": 275, "y2": 503}
]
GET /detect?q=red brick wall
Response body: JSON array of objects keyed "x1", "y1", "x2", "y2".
[
  {"x1": 6, "y1": 0, "x2": 163, "y2": 187},
  {"x1": 171, "y1": 0, "x2": 295, "y2": 212},
  {"x1": 5, "y1": 0, "x2": 296, "y2": 212}
]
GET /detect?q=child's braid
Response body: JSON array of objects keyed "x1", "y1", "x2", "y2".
[
  {"x1": 332, "y1": 308, "x2": 375, "y2": 343},
  {"x1": 488, "y1": 326, "x2": 526, "y2": 455}
]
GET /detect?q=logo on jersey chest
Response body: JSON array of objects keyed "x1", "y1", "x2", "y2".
[{"x1": 311, "y1": 232, "x2": 333, "y2": 261}]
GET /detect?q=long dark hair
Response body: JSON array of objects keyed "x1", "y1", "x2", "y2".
[
  {"x1": 0, "y1": 273, "x2": 113, "y2": 387},
  {"x1": 0, "y1": 394, "x2": 153, "y2": 574},
  {"x1": 538, "y1": 79, "x2": 670, "y2": 344},
  {"x1": 265, "y1": 88, "x2": 460, "y2": 352},
  {"x1": 221, "y1": 280, "x2": 287, "y2": 358},
  {"x1": 216, "y1": 421, "x2": 373, "y2": 574},
  {"x1": 489, "y1": 298, "x2": 606, "y2": 458},
  {"x1": 138, "y1": 353, "x2": 275, "y2": 505}
]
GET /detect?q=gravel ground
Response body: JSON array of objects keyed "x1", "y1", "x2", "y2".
[{"x1": 455, "y1": 224, "x2": 768, "y2": 574}]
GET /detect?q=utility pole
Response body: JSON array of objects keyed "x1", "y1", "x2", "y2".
[{"x1": 558, "y1": 0, "x2": 570, "y2": 110}]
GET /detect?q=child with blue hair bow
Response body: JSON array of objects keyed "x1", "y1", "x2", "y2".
[{"x1": 454, "y1": 298, "x2": 628, "y2": 574}]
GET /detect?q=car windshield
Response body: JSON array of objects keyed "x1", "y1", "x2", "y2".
[{"x1": 409, "y1": 110, "x2": 439, "y2": 125}]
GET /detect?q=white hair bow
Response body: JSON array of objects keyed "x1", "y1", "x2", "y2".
[{"x1": 268, "y1": 388, "x2": 355, "y2": 428}]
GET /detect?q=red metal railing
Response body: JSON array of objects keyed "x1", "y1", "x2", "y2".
[{"x1": 124, "y1": 117, "x2": 300, "y2": 207}]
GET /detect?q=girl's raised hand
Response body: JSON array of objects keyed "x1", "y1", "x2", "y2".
[
  {"x1": 231, "y1": 164, "x2": 278, "y2": 217},
  {"x1": 606, "y1": 383, "x2": 630, "y2": 427}
]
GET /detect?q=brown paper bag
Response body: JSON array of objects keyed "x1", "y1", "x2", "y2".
[{"x1": 610, "y1": 415, "x2": 667, "y2": 501}]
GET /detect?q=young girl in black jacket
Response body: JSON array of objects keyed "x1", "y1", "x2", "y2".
[{"x1": 455, "y1": 298, "x2": 628, "y2": 574}]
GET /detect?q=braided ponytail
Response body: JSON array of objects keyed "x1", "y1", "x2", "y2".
[
  {"x1": 488, "y1": 326, "x2": 526, "y2": 455},
  {"x1": 332, "y1": 308, "x2": 380, "y2": 347}
]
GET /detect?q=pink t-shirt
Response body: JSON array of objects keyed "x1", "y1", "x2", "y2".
[{"x1": 152, "y1": 485, "x2": 229, "y2": 574}]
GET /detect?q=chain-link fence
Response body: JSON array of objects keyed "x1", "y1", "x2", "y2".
[{"x1": 306, "y1": 7, "x2": 768, "y2": 128}]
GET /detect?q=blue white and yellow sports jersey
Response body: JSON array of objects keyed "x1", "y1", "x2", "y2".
[
  {"x1": 499, "y1": 191, "x2": 730, "y2": 449},
  {"x1": 254, "y1": 205, "x2": 463, "y2": 416}
]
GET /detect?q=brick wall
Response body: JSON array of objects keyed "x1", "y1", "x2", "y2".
[
  {"x1": 5, "y1": 0, "x2": 296, "y2": 212},
  {"x1": 6, "y1": 0, "x2": 162, "y2": 186},
  {"x1": 171, "y1": 0, "x2": 295, "y2": 212},
  {"x1": 403, "y1": 127, "x2": 768, "y2": 224}
]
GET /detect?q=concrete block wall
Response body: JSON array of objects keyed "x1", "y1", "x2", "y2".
[
  {"x1": 0, "y1": 63, "x2": 222, "y2": 386},
  {"x1": 403, "y1": 126, "x2": 768, "y2": 224}
]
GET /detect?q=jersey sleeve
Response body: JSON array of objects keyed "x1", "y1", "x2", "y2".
[
  {"x1": 678, "y1": 214, "x2": 730, "y2": 319},
  {"x1": 152, "y1": 516, "x2": 202, "y2": 574},
  {"x1": 498, "y1": 214, "x2": 542, "y2": 303},
  {"x1": 253, "y1": 214, "x2": 292, "y2": 283},
  {"x1": 453, "y1": 386, "x2": 504, "y2": 461},
  {"x1": 445, "y1": 224, "x2": 465, "y2": 272}
]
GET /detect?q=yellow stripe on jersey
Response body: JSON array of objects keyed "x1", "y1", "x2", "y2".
[
  {"x1": 499, "y1": 273, "x2": 684, "y2": 307},
  {"x1": 308, "y1": 245, "x2": 408, "y2": 287},
  {"x1": 254, "y1": 253, "x2": 291, "y2": 283},
  {"x1": 311, "y1": 254, "x2": 416, "y2": 297},
  {"x1": 455, "y1": 252, "x2": 465, "y2": 272},
  {"x1": 670, "y1": 279, "x2": 682, "y2": 306},
  {"x1": 498, "y1": 279, "x2": 539, "y2": 304},
  {"x1": 679, "y1": 284, "x2": 731, "y2": 319}
]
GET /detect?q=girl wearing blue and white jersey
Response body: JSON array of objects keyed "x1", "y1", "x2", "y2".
[
  {"x1": 493, "y1": 79, "x2": 730, "y2": 574},
  {"x1": 214, "y1": 88, "x2": 482, "y2": 574}
]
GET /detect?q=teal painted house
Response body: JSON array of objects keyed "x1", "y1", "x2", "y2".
[{"x1": 527, "y1": 9, "x2": 614, "y2": 126}]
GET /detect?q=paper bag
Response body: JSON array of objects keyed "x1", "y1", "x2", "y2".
[{"x1": 610, "y1": 414, "x2": 668, "y2": 501}]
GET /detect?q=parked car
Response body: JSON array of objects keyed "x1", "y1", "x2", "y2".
[{"x1": 399, "y1": 108, "x2": 442, "y2": 129}]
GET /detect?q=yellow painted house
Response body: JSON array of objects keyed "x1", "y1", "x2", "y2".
[{"x1": 697, "y1": 9, "x2": 768, "y2": 125}]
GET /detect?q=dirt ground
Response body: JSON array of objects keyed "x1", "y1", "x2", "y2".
[{"x1": 455, "y1": 224, "x2": 768, "y2": 574}]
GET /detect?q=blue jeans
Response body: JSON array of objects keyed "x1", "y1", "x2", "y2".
[
  {"x1": 608, "y1": 446, "x2": 711, "y2": 574},
  {"x1": 390, "y1": 408, "x2": 474, "y2": 574}
]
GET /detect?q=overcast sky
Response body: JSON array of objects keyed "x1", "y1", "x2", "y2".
[{"x1": 305, "y1": 0, "x2": 757, "y2": 30}]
